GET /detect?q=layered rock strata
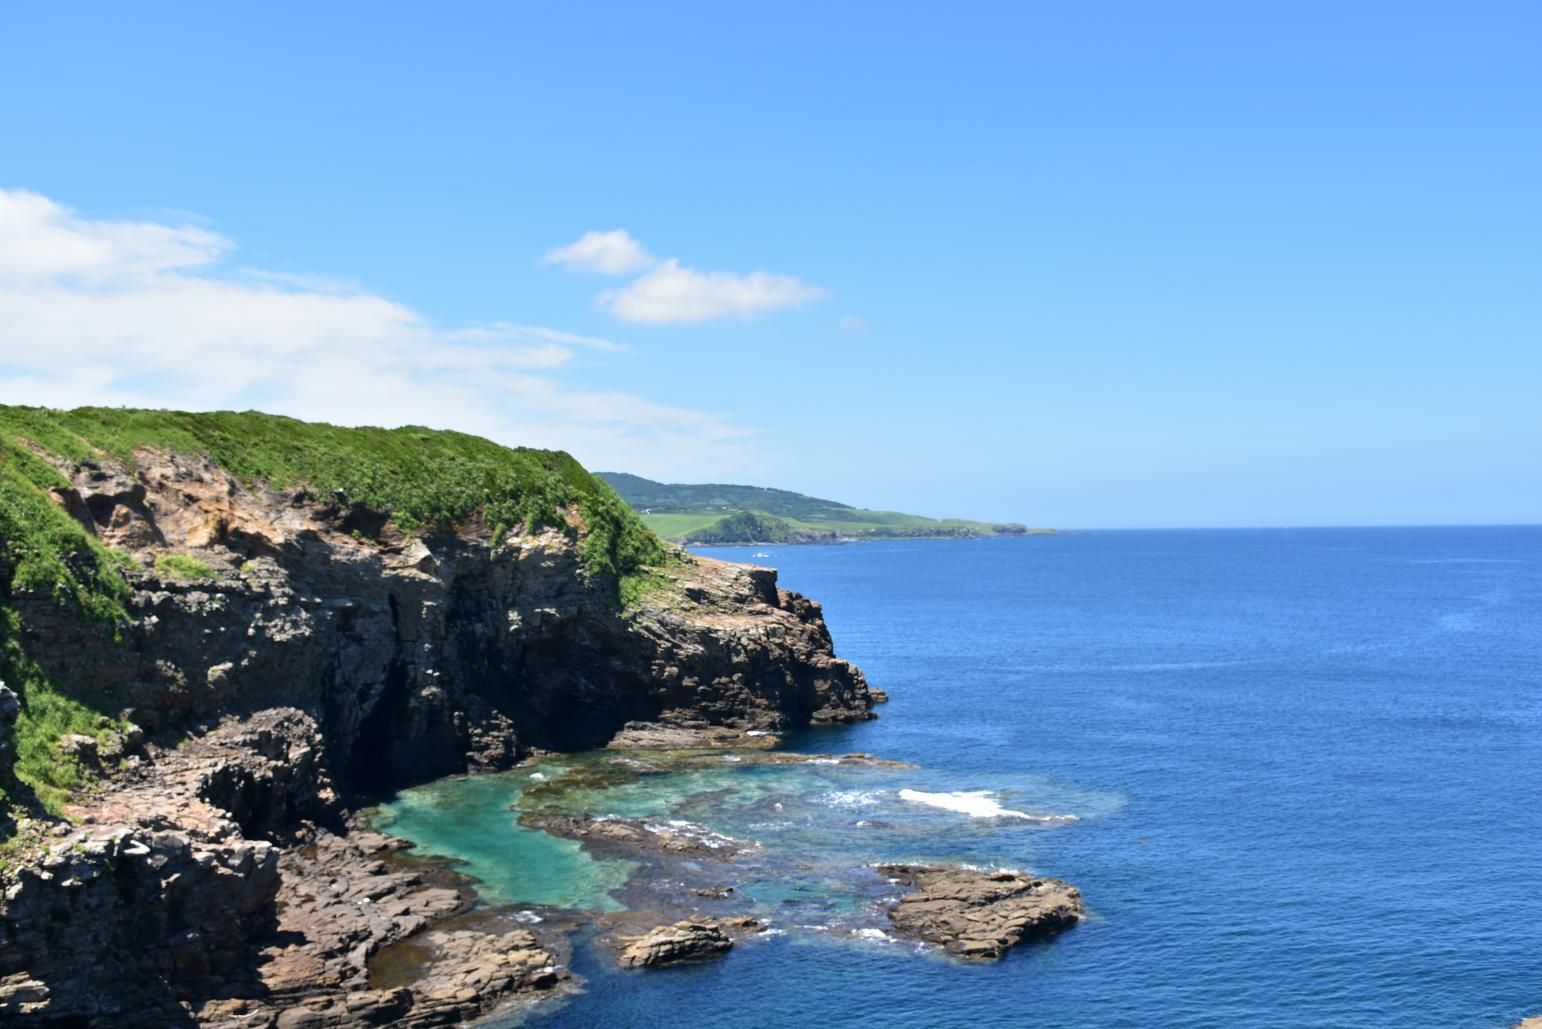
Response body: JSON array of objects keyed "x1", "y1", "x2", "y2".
[
  {"x1": 614, "y1": 920, "x2": 736, "y2": 969},
  {"x1": 0, "y1": 448, "x2": 878, "y2": 1024},
  {"x1": 879, "y1": 864, "x2": 1083, "y2": 960},
  {"x1": 0, "y1": 709, "x2": 574, "y2": 1026}
]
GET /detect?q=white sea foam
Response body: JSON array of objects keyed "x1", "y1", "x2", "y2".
[
  {"x1": 897, "y1": 788, "x2": 1078, "y2": 823},
  {"x1": 514, "y1": 910, "x2": 543, "y2": 924},
  {"x1": 643, "y1": 820, "x2": 738, "y2": 849},
  {"x1": 528, "y1": 771, "x2": 547, "y2": 781},
  {"x1": 853, "y1": 927, "x2": 892, "y2": 942},
  {"x1": 745, "y1": 730, "x2": 771, "y2": 736}
]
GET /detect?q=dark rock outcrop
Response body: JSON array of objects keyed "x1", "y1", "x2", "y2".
[
  {"x1": 878, "y1": 864, "x2": 1083, "y2": 960},
  {"x1": 0, "y1": 448, "x2": 877, "y2": 1025},
  {"x1": 17, "y1": 450, "x2": 874, "y2": 795},
  {"x1": 0, "y1": 708, "x2": 571, "y2": 1026}
]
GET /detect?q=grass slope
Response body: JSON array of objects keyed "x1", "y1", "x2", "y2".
[
  {"x1": 0, "y1": 406, "x2": 665, "y2": 820},
  {"x1": 598, "y1": 472, "x2": 1048, "y2": 544}
]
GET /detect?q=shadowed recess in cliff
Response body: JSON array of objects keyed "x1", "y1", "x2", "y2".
[
  {"x1": 0, "y1": 403, "x2": 875, "y2": 832},
  {"x1": 0, "y1": 405, "x2": 877, "y2": 1024},
  {"x1": 0, "y1": 403, "x2": 665, "y2": 817}
]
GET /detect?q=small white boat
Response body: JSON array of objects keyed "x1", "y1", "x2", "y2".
[{"x1": 752, "y1": 551, "x2": 771, "y2": 558}]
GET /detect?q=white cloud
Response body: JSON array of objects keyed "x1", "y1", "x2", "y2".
[
  {"x1": 838, "y1": 315, "x2": 869, "y2": 332},
  {"x1": 542, "y1": 229, "x2": 656, "y2": 275},
  {"x1": 599, "y1": 258, "x2": 825, "y2": 325},
  {"x1": 0, "y1": 188, "x2": 753, "y2": 479},
  {"x1": 0, "y1": 188, "x2": 227, "y2": 282},
  {"x1": 545, "y1": 229, "x2": 827, "y2": 325}
]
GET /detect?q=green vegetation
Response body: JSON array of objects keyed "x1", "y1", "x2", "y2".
[
  {"x1": 154, "y1": 554, "x2": 216, "y2": 581},
  {"x1": 598, "y1": 472, "x2": 1052, "y2": 544},
  {"x1": 0, "y1": 407, "x2": 662, "y2": 575},
  {"x1": 616, "y1": 551, "x2": 687, "y2": 613},
  {"x1": 0, "y1": 405, "x2": 668, "y2": 821},
  {"x1": 687, "y1": 510, "x2": 798, "y2": 545}
]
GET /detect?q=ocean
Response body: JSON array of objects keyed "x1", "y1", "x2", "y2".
[{"x1": 377, "y1": 527, "x2": 1542, "y2": 1028}]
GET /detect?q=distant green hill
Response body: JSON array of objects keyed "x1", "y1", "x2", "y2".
[{"x1": 597, "y1": 472, "x2": 1053, "y2": 545}]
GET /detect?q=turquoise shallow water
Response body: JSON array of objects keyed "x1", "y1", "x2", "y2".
[
  {"x1": 381, "y1": 527, "x2": 1542, "y2": 1028},
  {"x1": 374, "y1": 767, "x2": 635, "y2": 910}
]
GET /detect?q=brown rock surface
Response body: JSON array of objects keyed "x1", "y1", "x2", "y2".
[
  {"x1": 0, "y1": 709, "x2": 571, "y2": 1026},
  {"x1": 879, "y1": 864, "x2": 1083, "y2": 960},
  {"x1": 520, "y1": 813, "x2": 743, "y2": 861},
  {"x1": 615, "y1": 920, "x2": 734, "y2": 968},
  {"x1": 0, "y1": 445, "x2": 880, "y2": 1023},
  {"x1": 18, "y1": 449, "x2": 877, "y2": 794}
]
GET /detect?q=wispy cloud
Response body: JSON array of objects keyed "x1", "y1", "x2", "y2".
[
  {"x1": 443, "y1": 322, "x2": 627, "y2": 353},
  {"x1": 545, "y1": 229, "x2": 825, "y2": 325},
  {"x1": 0, "y1": 188, "x2": 753, "y2": 478},
  {"x1": 838, "y1": 315, "x2": 869, "y2": 333},
  {"x1": 542, "y1": 228, "x2": 656, "y2": 275},
  {"x1": 600, "y1": 259, "x2": 826, "y2": 325}
]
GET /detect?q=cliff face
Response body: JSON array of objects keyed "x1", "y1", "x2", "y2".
[
  {"x1": 0, "y1": 443, "x2": 876, "y2": 1025},
  {"x1": 25, "y1": 450, "x2": 873, "y2": 790}
]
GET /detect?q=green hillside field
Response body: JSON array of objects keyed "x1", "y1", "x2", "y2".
[{"x1": 598, "y1": 472, "x2": 1054, "y2": 545}]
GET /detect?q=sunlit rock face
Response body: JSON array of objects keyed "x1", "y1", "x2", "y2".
[{"x1": 0, "y1": 447, "x2": 875, "y2": 1025}]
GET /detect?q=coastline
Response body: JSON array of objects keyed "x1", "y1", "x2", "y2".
[
  {"x1": 0, "y1": 429, "x2": 882, "y2": 1024},
  {"x1": 683, "y1": 528, "x2": 1066, "y2": 548}
]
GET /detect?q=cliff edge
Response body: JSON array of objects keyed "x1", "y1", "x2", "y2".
[{"x1": 0, "y1": 407, "x2": 876, "y2": 1024}]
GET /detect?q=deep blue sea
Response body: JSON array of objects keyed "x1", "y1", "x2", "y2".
[{"x1": 383, "y1": 527, "x2": 1542, "y2": 1028}]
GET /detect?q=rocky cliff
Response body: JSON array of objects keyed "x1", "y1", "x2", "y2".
[{"x1": 0, "y1": 410, "x2": 876, "y2": 1025}]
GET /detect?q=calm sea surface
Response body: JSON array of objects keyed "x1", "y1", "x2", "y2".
[{"x1": 379, "y1": 527, "x2": 1542, "y2": 1028}]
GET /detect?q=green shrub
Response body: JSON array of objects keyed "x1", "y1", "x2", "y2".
[{"x1": 154, "y1": 554, "x2": 216, "y2": 581}]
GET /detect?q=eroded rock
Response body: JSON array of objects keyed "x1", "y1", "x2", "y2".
[
  {"x1": 615, "y1": 920, "x2": 734, "y2": 968},
  {"x1": 879, "y1": 864, "x2": 1083, "y2": 960},
  {"x1": 521, "y1": 813, "x2": 743, "y2": 861}
]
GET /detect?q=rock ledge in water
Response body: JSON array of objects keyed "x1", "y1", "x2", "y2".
[
  {"x1": 615, "y1": 920, "x2": 734, "y2": 968},
  {"x1": 878, "y1": 864, "x2": 1082, "y2": 960}
]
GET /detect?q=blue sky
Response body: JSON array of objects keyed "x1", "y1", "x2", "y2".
[{"x1": 1, "y1": 2, "x2": 1538, "y2": 527}]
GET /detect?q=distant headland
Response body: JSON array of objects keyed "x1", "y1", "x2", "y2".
[{"x1": 598, "y1": 472, "x2": 1056, "y2": 545}]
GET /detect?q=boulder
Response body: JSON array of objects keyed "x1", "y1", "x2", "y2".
[
  {"x1": 879, "y1": 864, "x2": 1082, "y2": 960},
  {"x1": 616, "y1": 921, "x2": 734, "y2": 968}
]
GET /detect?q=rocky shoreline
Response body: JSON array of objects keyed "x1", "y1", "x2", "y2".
[
  {"x1": 0, "y1": 444, "x2": 1085, "y2": 1025},
  {"x1": 0, "y1": 708, "x2": 580, "y2": 1026},
  {"x1": 0, "y1": 446, "x2": 881, "y2": 1025}
]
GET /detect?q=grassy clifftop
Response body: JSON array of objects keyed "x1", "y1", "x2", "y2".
[
  {"x1": 0, "y1": 405, "x2": 665, "y2": 818},
  {"x1": 0, "y1": 407, "x2": 662, "y2": 579}
]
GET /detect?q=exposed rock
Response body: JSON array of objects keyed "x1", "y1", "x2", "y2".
[
  {"x1": 615, "y1": 920, "x2": 734, "y2": 968},
  {"x1": 521, "y1": 813, "x2": 743, "y2": 861},
  {"x1": 606, "y1": 721, "x2": 780, "y2": 750},
  {"x1": 0, "y1": 685, "x2": 20, "y2": 784},
  {"x1": 18, "y1": 449, "x2": 876, "y2": 796},
  {"x1": 694, "y1": 886, "x2": 734, "y2": 899},
  {"x1": 0, "y1": 708, "x2": 570, "y2": 1026},
  {"x1": 878, "y1": 864, "x2": 1083, "y2": 960},
  {"x1": 0, "y1": 447, "x2": 880, "y2": 1023},
  {"x1": 56, "y1": 732, "x2": 100, "y2": 765}
]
